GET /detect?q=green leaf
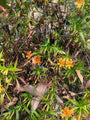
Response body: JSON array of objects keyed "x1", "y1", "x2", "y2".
[
  {"x1": 0, "y1": 0, "x2": 10, "y2": 8},
  {"x1": 78, "y1": 110, "x2": 81, "y2": 119},
  {"x1": 79, "y1": 32, "x2": 85, "y2": 43},
  {"x1": 82, "y1": 107, "x2": 90, "y2": 114},
  {"x1": 0, "y1": 51, "x2": 3, "y2": 60},
  {"x1": 32, "y1": 109, "x2": 41, "y2": 119},
  {"x1": 66, "y1": 98, "x2": 80, "y2": 106},
  {"x1": 4, "y1": 89, "x2": 12, "y2": 101},
  {"x1": 24, "y1": 106, "x2": 30, "y2": 114},
  {"x1": 16, "y1": 110, "x2": 19, "y2": 120},
  {"x1": 0, "y1": 65, "x2": 7, "y2": 70}
]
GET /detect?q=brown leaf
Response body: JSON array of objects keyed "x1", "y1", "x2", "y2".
[
  {"x1": 22, "y1": 85, "x2": 40, "y2": 96},
  {"x1": 31, "y1": 97, "x2": 41, "y2": 111},
  {"x1": 63, "y1": 95, "x2": 71, "y2": 99},
  {"x1": 36, "y1": 84, "x2": 48, "y2": 96},
  {"x1": 6, "y1": 97, "x2": 18, "y2": 108},
  {"x1": 14, "y1": 79, "x2": 23, "y2": 94},
  {"x1": 1, "y1": 97, "x2": 18, "y2": 112},
  {"x1": 85, "y1": 80, "x2": 90, "y2": 88},
  {"x1": 76, "y1": 70, "x2": 83, "y2": 85},
  {"x1": 69, "y1": 91, "x2": 77, "y2": 96},
  {"x1": 55, "y1": 95, "x2": 65, "y2": 107},
  {"x1": 31, "y1": 84, "x2": 48, "y2": 110},
  {"x1": 15, "y1": 79, "x2": 40, "y2": 96},
  {"x1": 15, "y1": 80, "x2": 48, "y2": 96},
  {"x1": 18, "y1": 77, "x2": 26, "y2": 85},
  {"x1": 15, "y1": 80, "x2": 48, "y2": 111}
]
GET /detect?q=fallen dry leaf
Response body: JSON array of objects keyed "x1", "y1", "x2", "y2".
[
  {"x1": 69, "y1": 91, "x2": 77, "y2": 97},
  {"x1": 63, "y1": 95, "x2": 71, "y2": 99},
  {"x1": 31, "y1": 97, "x2": 41, "y2": 111},
  {"x1": 31, "y1": 84, "x2": 48, "y2": 110},
  {"x1": 68, "y1": 91, "x2": 77, "y2": 100},
  {"x1": 14, "y1": 79, "x2": 22, "y2": 94},
  {"x1": 15, "y1": 80, "x2": 50, "y2": 111},
  {"x1": 55, "y1": 95, "x2": 65, "y2": 107},
  {"x1": 1, "y1": 97, "x2": 18, "y2": 112},
  {"x1": 6, "y1": 97, "x2": 18, "y2": 108},
  {"x1": 76, "y1": 70, "x2": 83, "y2": 85},
  {"x1": 85, "y1": 80, "x2": 90, "y2": 88},
  {"x1": 18, "y1": 77, "x2": 26, "y2": 85},
  {"x1": 15, "y1": 80, "x2": 42, "y2": 96}
]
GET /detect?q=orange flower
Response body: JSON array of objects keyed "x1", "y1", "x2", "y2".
[
  {"x1": 0, "y1": 85, "x2": 3, "y2": 93},
  {"x1": 66, "y1": 59, "x2": 73, "y2": 69},
  {"x1": 58, "y1": 58, "x2": 65, "y2": 67},
  {"x1": 26, "y1": 51, "x2": 33, "y2": 59},
  {"x1": 61, "y1": 107, "x2": 74, "y2": 120},
  {"x1": 34, "y1": 56, "x2": 41, "y2": 65},
  {"x1": 77, "y1": 117, "x2": 80, "y2": 120},
  {"x1": 70, "y1": 13, "x2": 72, "y2": 18},
  {"x1": 75, "y1": 0, "x2": 84, "y2": 8}
]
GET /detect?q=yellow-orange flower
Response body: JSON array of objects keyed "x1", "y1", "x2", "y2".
[
  {"x1": 34, "y1": 56, "x2": 41, "y2": 65},
  {"x1": 58, "y1": 58, "x2": 65, "y2": 67},
  {"x1": 26, "y1": 51, "x2": 33, "y2": 59},
  {"x1": 0, "y1": 85, "x2": 3, "y2": 93},
  {"x1": 66, "y1": 59, "x2": 73, "y2": 69},
  {"x1": 70, "y1": 13, "x2": 72, "y2": 18},
  {"x1": 61, "y1": 107, "x2": 74, "y2": 120},
  {"x1": 75, "y1": 0, "x2": 84, "y2": 8}
]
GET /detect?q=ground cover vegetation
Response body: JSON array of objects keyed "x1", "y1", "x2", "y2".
[{"x1": 0, "y1": 0, "x2": 90, "y2": 120}]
